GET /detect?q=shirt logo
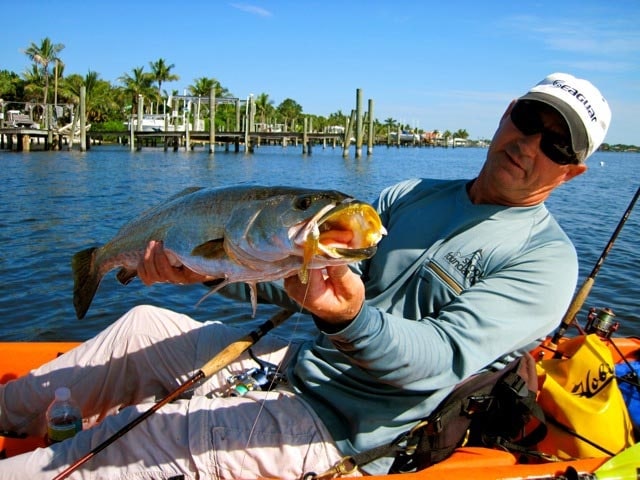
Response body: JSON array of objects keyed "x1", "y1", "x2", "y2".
[{"x1": 444, "y1": 249, "x2": 484, "y2": 285}]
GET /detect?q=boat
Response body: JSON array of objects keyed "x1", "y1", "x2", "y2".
[
  {"x1": 123, "y1": 114, "x2": 203, "y2": 133},
  {"x1": 0, "y1": 314, "x2": 638, "y2": 479},
  {"x1": 389, "y1": 131, "x2": 421, "y2": 143}
]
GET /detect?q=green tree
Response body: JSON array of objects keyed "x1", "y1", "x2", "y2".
[
  {"x1": 187, "y1": 77, "x2": 236, "y2": 130},
  {"x1": 61, "y1": 71, "x2": 119, "y2": 124},
  {"x1": 118, "y1": 67, "x2": 154, "y2": 114},
  {"x1": 453, "y1": 128, "x2": 469, "y2": 139},
  {"x1": 149, "y1": 58, "x2": 179, "y2": 112},
  {"x1": 327, "y1": 110, "x2": 348, "y2": 128},
  {"x1": 276, "y1": 98, "x2": 303, "y2": 130},
  {"x1": 0, "y1": 70, "x2": 25, "y2": 101},
  {"x1": 22, "y1": 64, "x2": 45, "y2": 117},
  {"x1": 383, "y1": 117, "x2": 397, "y2": 130},
  {"x1": 23, "y1": 37, "x2": 65, "y2": 107},
  {"x1": 254, "y1": 92, "x2": 274, "y2": 125},
  {"x1": 188, "y1": 77, "x2": 216, "y2": 97}
]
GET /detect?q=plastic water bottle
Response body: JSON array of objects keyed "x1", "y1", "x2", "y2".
[{"x1": 46, "y1": 387, "x2": 82, "y2": 444}]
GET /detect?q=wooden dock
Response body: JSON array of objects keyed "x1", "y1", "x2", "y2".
[
  {"x1": 0, "y1": 127, "x2": 346, "y2": 153},
  {"x1": 0, "y1": 87, "x2": 391, "y2": 157}
]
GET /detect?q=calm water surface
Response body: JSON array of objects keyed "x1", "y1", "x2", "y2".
[{"x1": 0, "y1": 145, "x2": 638, "y2": 341}]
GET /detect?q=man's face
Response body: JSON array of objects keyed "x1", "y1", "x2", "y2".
[{"x1": 481, "y1": 100, "x2": 587, "y2": 206}]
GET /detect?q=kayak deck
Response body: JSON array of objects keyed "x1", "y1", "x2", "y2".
[{"x1": 0, "y1": 339, "x2": 636, "y2": 478}]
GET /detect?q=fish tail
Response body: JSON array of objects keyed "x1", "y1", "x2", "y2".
[{"x1": 72, "y1": 247, "x2": 101, "y2": 320}]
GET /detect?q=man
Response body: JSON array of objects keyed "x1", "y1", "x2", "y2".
[{"x1": 0, "y1": 73, "x2": 611, "y2": 479}]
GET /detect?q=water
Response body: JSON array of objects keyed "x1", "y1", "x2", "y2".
[{"x1": 0, "y1": 145, "x2": 638, "y2": 341}]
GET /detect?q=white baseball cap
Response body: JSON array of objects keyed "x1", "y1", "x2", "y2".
[{"x1": 519, "y1": 73, "x2": 611, "y2": 162}]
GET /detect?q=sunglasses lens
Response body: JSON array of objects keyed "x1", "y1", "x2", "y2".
[
  {"x1": 510, "y1": 101, "x2": 578, "y2": 165},
  {"x1": 540, "y1": 139, "x2": 576, "y2": 165},
  {"x1": 510, "y1": 102, "x2": 541, "y2": 136}
]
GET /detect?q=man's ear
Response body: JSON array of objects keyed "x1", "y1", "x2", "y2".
[{"x1": 564, "y1": 163, "x2": 588, "y2": 182}]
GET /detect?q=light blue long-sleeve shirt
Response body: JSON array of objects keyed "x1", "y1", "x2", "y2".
[{"x1": 229, "y1": 178, "x2": 579, "y2": 474}]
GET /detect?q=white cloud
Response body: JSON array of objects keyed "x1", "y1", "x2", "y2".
[
  {"x1": 230, "y1": 3, "x2": 272, "y2": 17},
  {"x1": 504, "y1": 14, "x2": 640, "y2": 58}
]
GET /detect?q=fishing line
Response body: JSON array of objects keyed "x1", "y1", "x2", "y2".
[
  {"x1": 551, "y1": 185, "x2": 640, "y2": 344},
  {"x1": 237, "y1": 281, "x2": 313, "y2": 476}
]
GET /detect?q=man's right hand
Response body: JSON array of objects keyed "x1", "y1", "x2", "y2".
[{"x1": 137, "y1": 240, "x2": 214, "y2": 286}]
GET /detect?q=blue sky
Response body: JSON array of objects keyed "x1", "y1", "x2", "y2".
[{"x1": 3, "y1": 0, "x2": 639, "y2": 145}]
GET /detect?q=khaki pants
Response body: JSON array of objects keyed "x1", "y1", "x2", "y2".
[{"x1": 0, "y1": 305, "x2": 347, "y2": 479}]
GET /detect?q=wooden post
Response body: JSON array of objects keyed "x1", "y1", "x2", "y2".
[
  {"x1": 302, "y1": 117, "x2": 308, "y2": 155},
  {"x1": 163, "y1": 102, "x2": 169, "y2": 151},
  {"x1": 245, "y1": 94, "x2": 255, "y2": 154},
  {"x1": 46, "y1": 104, "x2": 53, "y2": 151},
  {"x1": 80, "y1": 86, "x2": 87, "y2": 152},
  {"x1": 20, "y1": 134, "x2": 29, "y2": 152},
  {"x1": 343, "y1": 109, "x2": 356, "y2": 158},
  {"x1": 129, "y1": 115, "x2": 135, "y2": 152},
  {"x1": 209, "y1": 87, "x2": 216, "y2": 154},
  {"x1": 172, "y1": 98, "x2": 179, "y2": 151},
  {"x1": 355, "y1": 88, "x2": 363, "y2": 158},
  {"x1": 367, "y1": 99, "x2": 374, "y2": 156},
  {"x1": 243, "y1": 99, "x2": 249, "y2": 153},
  {"x1": 185, "y1": 101, "x2": 190, "y2": 151},
  {"x1": 137, "y1": 95, "x2": 143, "y2": 132},
  {"x1": 235, "y1": 99, "x2": 241, "y2": 132}
]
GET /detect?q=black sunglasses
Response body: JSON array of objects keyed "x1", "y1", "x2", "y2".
[{"x1": 510, "y1": 100, "x2": 579, "y2": 165}]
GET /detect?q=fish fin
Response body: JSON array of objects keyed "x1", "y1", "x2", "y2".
[
  {"x1": 195, "y1": 278, "x2": 229, "y2": 308},
  {"x1": 134, "y1": 187, "x2": 206, "y2": 220},
  {"x1": 248, "y1": 282, "x2": 258, "y2": 318},
  {"x1": 116, "y1": 268, "x2": 137, "y2": 285},
  {"x1": 191, "y1": 239, "x2": 225, "y2": 259},
  {"x1": 166, "y1": 186, "x2": 205, "y2": 201},
  {"x1": 72, "y1": 247, "x2": 101, "y2": 320}
]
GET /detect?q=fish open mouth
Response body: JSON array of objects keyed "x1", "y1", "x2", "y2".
[{"x1": 314, "y1": 200, "x2": 386, "y2": 259}]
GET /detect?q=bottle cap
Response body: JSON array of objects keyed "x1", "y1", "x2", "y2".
[{"x1": 55, "y1": 387, "x2": 71, "y2": 401}]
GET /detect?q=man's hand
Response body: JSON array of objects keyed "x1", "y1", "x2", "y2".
[
  {"x1": 138, "y1": 240, "x2": 214, "y2": 286},
  {"x1": 284, "y1": 265, "x2": 365, "y2": 327}
]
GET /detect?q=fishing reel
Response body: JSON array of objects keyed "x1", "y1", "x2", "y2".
[
  {"x1": 584, "y1": 307, "x2": 620, "y2": 340},
  {"x1": 225, "y1": 349, "x2": 286, "y2": 397}
]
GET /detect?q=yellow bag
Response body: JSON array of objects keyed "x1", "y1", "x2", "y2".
[{"x1": 535, "y1": 334, "x2": 635, "y2": 459}]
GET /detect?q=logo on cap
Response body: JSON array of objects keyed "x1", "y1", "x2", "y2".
[{"x1": 551, "y1": 79, "x2": 598, "y2": 123}]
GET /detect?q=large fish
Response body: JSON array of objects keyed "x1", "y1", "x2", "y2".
[{"x1": 72, "y1": 185, "x2": 386, "y2": 320}]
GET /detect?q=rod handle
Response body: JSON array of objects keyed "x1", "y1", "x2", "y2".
[
  {"x1": 552, "y1": 277, "x2": 595, "y2": 344},
  {"x1": 200, "y1": 309, "x2": 294, "y2": 378}
]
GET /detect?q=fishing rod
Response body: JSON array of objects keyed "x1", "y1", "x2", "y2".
[
  {"x1": 551, "y1": 185, "x2": 640, "y2": 345},
  {"x1": 53, "y1": 308, "x2": 294, "y2": 480}
]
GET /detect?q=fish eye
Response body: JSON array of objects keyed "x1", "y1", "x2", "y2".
[{"x1": 294, "y1": 195, "x2": 314, "y2": 211}]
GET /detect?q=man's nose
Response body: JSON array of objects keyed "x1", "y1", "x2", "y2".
[{"x1": 517, "y1": 132, "x2": 543, "y2": 158}]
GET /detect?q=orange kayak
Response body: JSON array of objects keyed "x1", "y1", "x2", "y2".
[{"x1": 0, "y1": 338, "x2": 637, "y2": 479}]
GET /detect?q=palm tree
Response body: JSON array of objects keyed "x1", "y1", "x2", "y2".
[
  {"x1": 22, "y1": 64, "x2": 45, "y2": 103},
  {"x1": 61, "y1": 71, "x2": 119, "y2": 123},
  {"x1": 118, "y1": 67, "x2": 154, "y2": 114},
  {"x1": 188, "y1": 76, "x2": 233, "y2": 99},
  {"x1": 149, "y1": 58, "x2": 178, "y2": 113},
  {"x1": 188, "y1": 77, "x2": 237, "y2": 129},
  {"x1": 23, "y1": 37, "x2": 65, "y2": 107},
  {"x1": 188, "y1": 77, "x2": 217, "y2": 97},
  {"x1": 328, "y1": 110, "x2": 348, "y2": 128},
  {"x1": 454, "y1": 128, "x2": 469, "y2": 139},
  {"x1": 254, "y1": 93, "x2": 274, "y2": 125},
  {"x1": 383, "y1": 117, "x2": 397, "y2": 130}
]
